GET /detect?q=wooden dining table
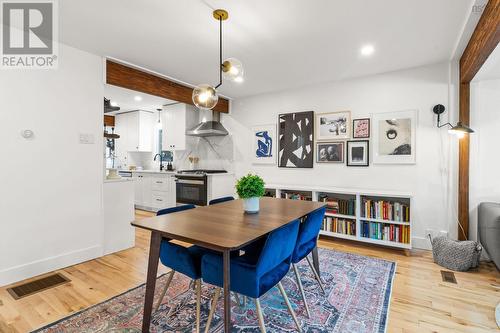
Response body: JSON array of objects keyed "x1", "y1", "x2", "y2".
[{"x1": 131, "y1": 197, "x2": 326, "y2": 333}]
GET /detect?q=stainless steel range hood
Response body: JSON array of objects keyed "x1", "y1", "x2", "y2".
[{"x1": 186, "y1": 111, "x2": 228, "y2": 137}]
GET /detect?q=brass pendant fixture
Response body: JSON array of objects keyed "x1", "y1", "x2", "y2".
[{"x1": 192, "y1": 9, "x2": 244, "y2": 110}]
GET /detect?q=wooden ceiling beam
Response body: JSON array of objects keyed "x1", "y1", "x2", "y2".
[{"x1": 105, "y1": 60, "x2": 230, "y2": 113}]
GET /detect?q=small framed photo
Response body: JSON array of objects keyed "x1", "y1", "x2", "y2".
[
  {"x1": 315, "y1": 111, "x2": 351, "y2": 141},
  {"x1": 347, "y1": 140, "x2": 369, "y2": 167},
  {"x1": 353, "y1": 118, "x2": 370, "y2": 138},
  {"x1": 316, "y1": 142, "x2": 344, "y2": 163}
]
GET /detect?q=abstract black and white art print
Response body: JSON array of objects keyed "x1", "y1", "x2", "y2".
[
  {"x1": 347, "y1": 140, "x2": 369, "y2": 167},
  {"x1": 316, "y1": 111, "x2": 351, "y2": 140},
  {"x1": 252, "y1": 125, "x2": 276, "y2": 165},
  {"x1": 278, "y1": 111, "x2": 314, "y2": 168},
  {"x1": 372, "y1": 110, "x2": 417, "y2": 164},
  {"x1": 316, "y1": 142, "x2": 344, "y2": 163}
]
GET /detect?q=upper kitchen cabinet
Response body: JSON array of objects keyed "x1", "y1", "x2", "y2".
[
  {"x1": 161, "y1": 103, "x2": 197, "y2": 151},
  {"x1": 115, "y1": 111, "x2": 154, "y2": 152}
]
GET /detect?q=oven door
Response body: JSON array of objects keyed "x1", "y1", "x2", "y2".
[{"x1": 175, "y1": 176, "x2": 207, "y2": 206}]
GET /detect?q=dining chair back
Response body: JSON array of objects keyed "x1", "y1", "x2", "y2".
[
  {"x1": 157, "y1": 204, "x2": 196, "y2": 216},
  {"x1": 208, "y1": 196, "x2": 234, "y2": 205}
]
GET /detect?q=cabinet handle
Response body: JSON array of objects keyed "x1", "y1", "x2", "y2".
[
  {"x1": 156, "y1": 181, "x2": 163, "y2": 184},
  {"x1": 156, "y1": 199, "x2": 163, "y2": 201}
]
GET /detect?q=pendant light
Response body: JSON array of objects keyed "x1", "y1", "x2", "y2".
[
  {"x1": 156, "y1": 108, "x2": 162, "y2": 129},
  {"x1": 192, "y1": 9, "x2": 244, "y2": 110}
]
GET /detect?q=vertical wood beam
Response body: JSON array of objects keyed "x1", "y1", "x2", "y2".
[{"x1": 458, "y1": 83, "x2": 470, "y2": 240}]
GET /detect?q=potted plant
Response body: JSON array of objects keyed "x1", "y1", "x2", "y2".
[{"x1": 236, "y1": 174, "x2": 265, "y2": 214}]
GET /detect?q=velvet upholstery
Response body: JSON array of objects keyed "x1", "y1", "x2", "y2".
[
  {"x1": 201, "y1": 220, "x2": 300, "y2": 298},
  {"x1": 157, "y1": 204, "x2": 206, "y2": 280},
  {"x1": 291, "y1": 207, "x2": 326, "y2": 263},
  {"x1": 208, "y1": 196, "x2": 235, "y2": 205}
]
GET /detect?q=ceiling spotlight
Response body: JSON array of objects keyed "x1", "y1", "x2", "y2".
[
  {"x1": 134, "y1": 95, "x2": 142, "y2": 102},
  {"x1": 360, "y1": 44, "x2": 375, "y2": 57}
]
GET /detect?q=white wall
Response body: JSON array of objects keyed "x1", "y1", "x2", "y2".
[
  {"x1": 469, "y1": 79, "x2": 500, "y2": 242},
  {"x1": 0, "y1": 44, "x2": 104, "y2": 286},
  {"x1": 224, "y1": 62, "x2": 460, "y2": 249}
]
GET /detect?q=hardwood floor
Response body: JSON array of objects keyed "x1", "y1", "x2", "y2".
[{"x1": 0, "y1": 210, "x2": 498, "y2": 332}]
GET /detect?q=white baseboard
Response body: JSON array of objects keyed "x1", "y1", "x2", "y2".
[
  {"x1": 0, "y1": 245, "x2": 103, "y2": 287},
  {"x1": 412, "y1": 236, "x2": 432, "y2": 250}
]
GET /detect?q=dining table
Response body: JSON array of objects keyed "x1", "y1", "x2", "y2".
[{"x1": 131, "y1": 196, "x2": 326, "y2": 333}]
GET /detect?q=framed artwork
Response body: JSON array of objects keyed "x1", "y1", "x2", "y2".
[
  {"x1": 347, "y1": 140, "x2": 369, "y2": 166},
  {"x1": 353, "y1": 118, "x2": 370, "y2": 138},
  {"x1": 252, "y1": 125, "x2": 276, "y2": 165},
  {"x1": 316, "y1": 142, "x2": 344, "y2": 163},
  {"x1": 315, "y1": 111, "x2": 351, "y2": 141},
  {"x1": 372, "y1": 110, "x2": 417, "y2": 164},
  {"x1": 278, "y1": 111, "x2": 314, "y2": 168}
]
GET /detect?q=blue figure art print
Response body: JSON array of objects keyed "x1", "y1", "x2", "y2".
[
  {"x1": 256, "y1": 130, "x2": 273, "y2": 157},
  {"x1": 252, "y1": 125, "x2": 276, "y2": 164}
]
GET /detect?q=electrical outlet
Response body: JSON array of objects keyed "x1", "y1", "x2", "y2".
[{"x1": 79, "y1": 133, "x2": 95, "y2": 144}]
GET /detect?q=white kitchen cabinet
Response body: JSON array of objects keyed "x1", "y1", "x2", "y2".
[
  {"x1": 161, "y1": 103, "x2": 197, "y2": 151},
  {"x1": 115, "y1": 111, "x2": 154, "y2": 153},
  {"x1": 132, "y1": 172, "x2": 176, "y2": 211}
]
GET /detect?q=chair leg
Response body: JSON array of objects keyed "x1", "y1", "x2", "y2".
[
  {"x1": 195, "y1": 279, "x2": 201, "y2": 333},
  {"x1": 205, "y1": 288, "x2": 221, "y2": 333},
  {"x1": 306, "y1": 256, "x2": 325, "y2": 294},
  {"x1": 277, "y1": 282, "x2": 302, "y2": 333},
  {"x1": 255, "y1": 298, "x2": 267, "y2": 333},
  {"x1": 154, "y1": 270, "x2": 175, "y2": 312},
  {"x1": 292, "y1": 263, "x2": 311, "y2": 318}
]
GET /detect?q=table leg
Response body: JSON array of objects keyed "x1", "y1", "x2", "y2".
[
  {"x1": 141, "y1": 232, "x2": 162, "y2": 333},
  {"x1": 223, "y1": 250, "x2": 231, "y2": 333},
  {"x1": 312, "y1": 246, "x2": 321, "y2": 278}
]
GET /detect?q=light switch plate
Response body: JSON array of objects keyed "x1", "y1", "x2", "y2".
[{"x1": 79, "y1": 133, "x2": 95, "y2": 144}]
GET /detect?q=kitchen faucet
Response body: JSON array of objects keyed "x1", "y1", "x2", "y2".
[{"x1": 153, "y1": 153, "x2": 164, "y2": 171}]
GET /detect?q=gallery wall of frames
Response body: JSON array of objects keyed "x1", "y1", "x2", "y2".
[{"x1": 252, "y1": 109, "x2": 417, "y2": 168}]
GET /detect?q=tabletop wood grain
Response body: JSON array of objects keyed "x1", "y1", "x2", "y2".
[{"x1": 131, "y1": 197, "x2": 326, "y2": 251}]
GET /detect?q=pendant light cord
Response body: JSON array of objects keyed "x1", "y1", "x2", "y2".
[{"x1": 215, "y1": 16, "x2": 223, "y2": 89}]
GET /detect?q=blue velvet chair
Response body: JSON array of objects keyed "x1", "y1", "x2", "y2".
[
  {"x1": 290, "y1": 206, "x2": 326, "y2": 318},
  {"x1": 202, "y1": 220, "x2": 303, "y2": 333},
  {"x1": 208, "y1": 196, "x2": 234, "y2": 205},
  {"x1": 155, "y1": 204, "x2": 206, "y2": 333}
]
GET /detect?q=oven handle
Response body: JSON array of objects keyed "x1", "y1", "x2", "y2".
[{"x1": 176, "y1": 179, "x2": 205, "y2": 185}]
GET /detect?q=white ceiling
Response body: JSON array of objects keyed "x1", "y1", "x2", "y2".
[
  {"x1": 472, "y1": 43, "x2": 500, "y2": 82},
  {"x1": 104, "y1": 85, "x2": 177, "y2": 114},
  {"x1": 60, "y1": 0, "x2": 474, "y2": 99}
]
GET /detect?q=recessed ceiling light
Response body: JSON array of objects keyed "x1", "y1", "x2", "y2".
[
  {"x1": 360, "y1": 44, "x2": 375, "y2": 57},
  {"x1": 134, "y1": 95, "x2": 142, "y2": 102}
]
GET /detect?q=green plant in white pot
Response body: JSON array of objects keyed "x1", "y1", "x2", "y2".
[{"x1": 236, "y1": 174, "x2": 265, "y2": 214}]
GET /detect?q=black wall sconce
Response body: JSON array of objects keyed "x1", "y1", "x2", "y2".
[{"x1": 433, "y1": 104, "x2": 474, "y2": 138}]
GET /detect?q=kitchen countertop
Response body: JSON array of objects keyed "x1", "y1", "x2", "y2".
[
  {"x1": 104, "y1": 178, "x2": 133, "y2": 183},
  {"x1": 119, "y1": 169, "x2": 233, "y2": 176}
]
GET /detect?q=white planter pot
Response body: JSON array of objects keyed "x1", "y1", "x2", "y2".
[{"x1": 243, "y1": 197, "x2": 260, "y2": 214}]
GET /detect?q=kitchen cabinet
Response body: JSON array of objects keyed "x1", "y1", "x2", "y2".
[
  {"x1": 115, "y1": 111, "x2": 154, "y2": 153},
  {"x1": 161, "y1": 103, "x2": 197, "y2": 151},
  {"x1": 132, "y1": 172, "x2": 176, "y2": 211}
]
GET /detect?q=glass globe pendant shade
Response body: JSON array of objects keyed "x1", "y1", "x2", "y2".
[
  {"x1": 222, "y1": 58, "x2": 244, "y2": 82},
  {"x1": 192, "y1": 84, "x2": 219, "y2": 110}
]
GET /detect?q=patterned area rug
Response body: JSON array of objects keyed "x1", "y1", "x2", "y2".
[{"x1": 33, "y1": 248, "x2": 395, "y2": 333}]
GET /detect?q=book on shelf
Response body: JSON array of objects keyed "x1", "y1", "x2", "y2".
[
  {"x1": 361, "y1": 198, "x2": 410, "y2": 222},
  {"x1": 283, "y1": 192, "x2": 311, "y2": 201},
  {"x1": 361, "y1": 221, "x2": 410, "y2": 244},
  {"x1": 319, "y1": 195, "x2": 356, "y2": 216},
  {"x1": 321, "y1": 216, "x2": 356, "y2": 236}
]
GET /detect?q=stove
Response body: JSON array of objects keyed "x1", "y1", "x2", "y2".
[
  {"x1": 175, "y1": 170, "x2": 228, "y2": 205},
  {"x1": 177, "y1": 169, "x2": 227, "y2": 176}
]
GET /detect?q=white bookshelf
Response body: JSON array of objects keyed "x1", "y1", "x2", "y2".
[{"x1": 265, "y1": 184, "x2": 412, "y2": 251}]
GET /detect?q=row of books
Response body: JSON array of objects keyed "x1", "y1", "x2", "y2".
[
  {"x1": 321, "y1": 216, "x2": 356, "y2": 236},
  {"x1": 361, "y1": 221, "x2": 410, "y2": 244},
  {"x1": 319, "y1": 196, "x2": 356, "y2": 216},
  {"x1": 361, "y1": 199, "x2": 410, "y2": 222},
  {"x1": 282, "y1": 192, "x2": 312, "y2": 201}
]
